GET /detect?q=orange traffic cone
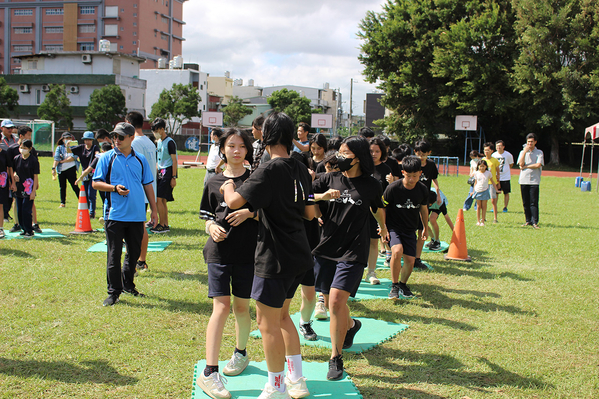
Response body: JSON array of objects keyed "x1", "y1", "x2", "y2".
[
  {"x1": 444, "y1": 208, "x2": 471, "y2": 261},
  {"x1": 71, "y1": 185, "x2": 94, "y2": 234}
]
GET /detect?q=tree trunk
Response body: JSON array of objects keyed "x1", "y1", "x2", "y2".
[{"x1": 549, "y1": 133, "x2": 560, "y2": 165}]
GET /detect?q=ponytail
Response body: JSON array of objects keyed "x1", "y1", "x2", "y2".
[{"x1": 252, "y1": 140, "x2": 266, "y2": 174}]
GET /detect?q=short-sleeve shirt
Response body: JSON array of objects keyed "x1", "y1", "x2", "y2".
[
  {"x1": 484, "y1": 157, "x2": 500, "y2": 184},
  {"x1": 157, "y1": 136, "x2": 177, "y2": 169},
  {"x1": 200, "y1": 170, "x2": 258, "y2": 265},
  {"x1": 71, "y1": 144, "x2": 99, "y2": 169},
  {"x1": 492, "y1": 151, "x2": 514, "y2": 181},
  {"x1": 293, "y1": 140, "x2": 310, "y2": 153},
  {"x1": 132, "y1": 135, "x2": 157, "y2": 203},
  {"x1": 383, "y1": 179, "x2": 428, "y2": 233},
  {"x1": 236, "y1": 157, "x2": 315, "y2": 279},
  {"x1": 92, "y1": 148, "x2": 154, "y2": 222},
  {"x1": 7, "y1": 143, "x2": 38, "y2": 167},
  {"x1": 12, "y1": 154, "x2": 40, "y2": 198},
  {"x1": 373, "y1": 162, "x2": 392, "y2": 193},
  {"x1": 385, "y1": 156, "x2": 402, "y2": 177},
  {"x1": 312, "y1": 172, "x2": 384, "y2": 264},
  {"x1": 429, "y1": 187, "x2": 447, "y2": 210},
  {"x1": 518, "y1": 148, "x2": 544, "y2": 185},
  {"x1": 419, "y1": 159, "x2": 439, "y2": 190},
  {"x1": 0, "y1": 134, "x2": 18, "y2": 151}
]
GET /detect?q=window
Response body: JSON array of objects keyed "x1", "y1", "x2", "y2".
[
  {"x1": 45, "y1": 26, "x2": 64, "y2": 33},
  {"x1": 36, "y1": 90, "x2": 41, "y2": 105},
  {"x1": 28, "y1": 60, "x2": 38, "y2": 69},
  {"x1": 133, "y1": 13, "x2": 137, "y2": 17},
  {"x1": 45, "y1": 8, "x2": 64, "y2": 15},
  {"x1": 14, "y1": 27, "x2": 32, "y2": 34},
  {"x1": 104, "y1": 24, "x2": 118, "y2": 36},
  {"x1": 200, "y1": 84, "x2": 203, "y2": 90},
  {"x1": 162, "y1": 16, "x2": 169, "y2": 24},
  {"x1": 13, "y1": 45, "x2": 33, "y2": 52},
  {"x1": 133, "y1": 22, "x2": 137, "y2": 27},
  {"x1": 45, "y1": 45, "x2": 63, "y2": 51},
  {"x1": 79, "y1": 42, "x2": 95, "y2": 51},
  {"x1": 105, "y1": 6, "x2": 118, "y2": 18},
  {"x1": 133, "y1": 32, "x2": 137, "y2": 36},
  {"x1": 134, "y1": 4, "x2": 138, "y2": 8},
  {"x1": 154, "y1": 31, "x2": 157, "y2": 37},
  {"x1": 80, "y1": 6, "x2": 95, "y2": 15},
  {"x1": 120, "y1": 45, "x2": 124, "y2": 50},
  {"x1": 121, "y1": 8, "x2": 125, "y2": 12},
  {"x1": 14, "y1": 9, "x2": 33, "y2": 16},
  {"x1": 13, "y1": 58, "x2": 21, "y2": 65},
  {"x1": 79, "y1": 24, "x2": 96, "y2": 33},
  {"x1": 121, "y1": 27, "x2": 125, "y2": 31},
  {"x1": 161, "y1": 33, "x2": 168, "y2": 41},
  {"x1": 133, "y1": 41, "x2": 137, "y2": 45}
]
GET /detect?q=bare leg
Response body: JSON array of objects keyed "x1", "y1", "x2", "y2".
[
  {"x1": 280, "y1": 298, "x2": 301, "y2": 357},
  {"x1": 205, "y1": 296, "x2": 231, "y2": 366},
  {"x1": 32, "y1": 203, "x2": 37, "y2": 224},
  {"x1": 232, "y1": 297, "x2": 251, "y2": 351},
  {"x1": 477, "y1": 200, "x2": 483, "y2": 223},
  {"x1": 429, "y1": 212, "x2": 439, "y2": 241},
  {"x1": 328, "y1": 288, "x2": 351, "y2": 358},
  {"x1": 415, "y1": 229, "x2": 425, "y2": 258},
  {"x1": 255, "y1": 301, "x2": 285, "y2": 372},
  {"x1": 366, "y1": 238, "x2": 378, "y2": 275},
  {"x1": 443, "y1": 213, "x2": 455, "y2": 232},
  {"x1": 504, "y1": 193, "x2": 510, "y2": 209},
  {"x1": 157, "y1": 198, "x2": 167, "y2": 226},
  {"x1": 481, "y1": 200, "x2": 488, "y2": 223},
  {"x1": 491, "y1": 197, "x2": 498, "y2": 221},
  {"x1": 390, "y1": 244, "x2": 403, "y2": 283},
  {"x1": 300, "y1": 285, "x2": 316, "y2": 323},
  {"x1": 401, "y1": 255, "x2": 415, "y2": 284}
]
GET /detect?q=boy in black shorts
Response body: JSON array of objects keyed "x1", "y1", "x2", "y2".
[{"x1": 382, "y1": 156, "x2": 429, "y2": 299}]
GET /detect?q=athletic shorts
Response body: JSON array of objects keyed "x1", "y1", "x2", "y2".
[
  {"x1": 0, "y1": 186, "x2": 8, "y2": 207},
  {"x1": 300, "y1": 266, "x2": 315, "y2": 286},
  {"x1": 499, "y1": 180, "x2": 511, "y2": 194},
  {"x1": 489, "y1": 183, "x2": 498, "y2": 199},
  {"x1": 429, "y1": 203, "x2": 448, "y2": 216},
  {"x1": 157, "y1": 166, "x2": 174, "y2": 201},
  {"x1": 251, "y1": 272, "x2": 305, "y2": 308},
  {"x1": 388, "y1": 229, "x2": 417, "y2": 258},
  {"x1": 208, "y1": 263, "x2": 254, "y2": 299},
  {"x1": 313, "y1": 256, "x2": 365, "y2": 298},
  {"x1": 369, "y1": 214, "x2": 380, "y2": 239}
]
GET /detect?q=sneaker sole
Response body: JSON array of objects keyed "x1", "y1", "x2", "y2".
[
  {"x1": 195, "y1": 377, "x2": 231, "y2": 399},
  {"x1": 314, "y1": 313, "x2": 328, "y2": 320},
  {"x1": 222, "y1": 362, "x2": 249, "y2": 376}
]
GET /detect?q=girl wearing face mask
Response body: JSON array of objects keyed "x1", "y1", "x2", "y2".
[
  {"x1": 311, "y1": 135, "x2": 387, "y2": 381},
  {"x1": 12, "y1": 139, "x2": 39, "y2": 237}
]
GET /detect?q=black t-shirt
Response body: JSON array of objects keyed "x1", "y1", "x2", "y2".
[
  {"x1": 383, "y1": 179, "x2": 428, "y2": 233},
  {"x1": 312, "y1": 172, "x2": 384, "y2": 264},
  {"x1": 71, "y1": 144, "x2": 99, "y2": 169},
  {"x1": 7, "y1": 142, "x2": 37, "y2": 167},
  {"x1": 315, "y1": 162, "x2": 326, "y2": 174},
  {"x1": 385, "y1": 156, "x2": 402, "y2": 177},
  {"x1": 236, "y1": 157, "x2": 315, "y2": 279},
  {"x1": 200, "y1": 169, "x2": 258, "y2": 265},
  {"x1": 0, "y1": 149, "x2": 9, "y2": 190},
  {"x1": 13, "y1": 154, "x2": 40, "y2": 198},
  {"x1": 419, "y1": 159, "x2": 439, "y2": 190},
  {"x1": 373, "y1": 162, "x2": 391, "y2": 193}
]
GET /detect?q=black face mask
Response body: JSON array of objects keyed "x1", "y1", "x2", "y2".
[{"x1": 337, "y1": 155, "x2": 355, "y2": 172}]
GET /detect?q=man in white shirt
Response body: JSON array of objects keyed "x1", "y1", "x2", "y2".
[{"x1": 492, "y1": 140, "x2": 514, "y2": 212}]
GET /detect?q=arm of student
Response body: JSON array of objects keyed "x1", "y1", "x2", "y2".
[
  {"x1": 226, "y1": 209, "x2": 256, "y2": 226},
  {"x1": 29, "y1": 174, "x2": 39, "y2": 200},
  {"x1": 221, "y1": 180, "x2": 247, "y2": 209},
  {"x1": 293, "y1": 139, "x2": 310, "y2": 152},
  {"x1": 517, "y1": 151, "x2": 526, "y2": 168},
  {"x1": 8, "y1": 166, "x2": 16, "y2": 191},
  {"x1": 303, "y1": 204, "x2": 316, "y2": 221},
  {"x1": 373, "y1": 207, "x2": 389, "y2": 242},
  {"x1": 144, "y1": 183, "x2": 158, "y2": 228},
  {"x1": 170, "y1": 154, "x2": 178, "y2": 188},
  {"x1": 314, "y1": 189, "x2": 340, "y2": 202},
  {"x1": 432, "y1": 179, "x2": 442, "y2": 205},
  {"x1": 205, "y1": 220, "x2": 228, "y2": 242},
  {"x1": 92, "y1": 181, "x2": 129, "y2": 196},
  {"x1": 420, "y1": 205, "x2": 429, "y2": 241},
  {"x1": 75, "y1": 166, "x2": 93, "y2": 185}
]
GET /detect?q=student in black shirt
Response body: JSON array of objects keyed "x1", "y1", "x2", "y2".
[
  {"x1": 0, "y1": 146, "x2": 10, "y2": 238},
  {"x1": 196, "y1": 129, "x2": 258, "y2": 399},
  {"x1": 308, "y1": 133, "x2": 327, "y2": 172},
  {"x1": 71, "y1": 131, "x2": 100, "y2": 218},
  {"x1": 221, "y1": 112, "x2": 315, "y2": 399},
  {"x1": 12, "y1": 140, "x2": 39, "y2": 237},
  {"x1": 312, "y1": 135, "x2": 387, "y2": 381},
  {"x1": 383, "y1": 156, "x2": 429, "y2": 299}
]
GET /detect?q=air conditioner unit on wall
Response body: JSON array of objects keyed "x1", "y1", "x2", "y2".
[
  {"x1": 82, "y1": 54, "x2": 92, "y2": 63},
  {"x1": 69, "y1": 85, "x2": 79, "y2": 94},
  {"x1": 19, "y1": 84, "x2": 30, "y2": 93},
  {"x1": 42, "y1": 84, "x2": 50, "y2": 92}
]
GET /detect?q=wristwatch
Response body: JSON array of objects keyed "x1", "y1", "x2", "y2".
[{"x1": 113, "y1": 185, "x2": 118, "y2": 192}]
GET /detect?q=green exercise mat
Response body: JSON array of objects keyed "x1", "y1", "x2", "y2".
[
  {"x1": 87, "y1": 241, "x2": 172, "y2": 252},
  {"x1": 350, "y1": 278, "x2": 417, "y2": 301},
  {"x1": 191, "y1": 360, "x2": 362, "y2": 399},
  {"x1": 3, "y1": 229, "x2": 65, "y2": 240},
  {"x1": 250, "y1": 312, "x2": 408, "y2": 354},
  {"x1": 375, "y1": 257, "x2": 433, "y2": 271},
  {"x1": 422, "y1": 240, "x2": 450, "y2": 253}
]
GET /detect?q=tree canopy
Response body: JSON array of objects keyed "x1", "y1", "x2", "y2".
[
  {"x1": 267, "y1": 88, "x2": 314, "y2": 126},
  {"x1": 149, "y1": 83, "x2": 200, "y2": 135},
  {"x1": 85, "y1": 85, "x2": 127, "y2": 131},
  {"x1": 0, "y1": 77, "x2": 19, "y2": 117},
  {"x1": 222, "y1": 96, "x2": 252, "y2": 126},
  {"x1": 359, "y1": 0, "x2": 599, "y2": 164},
  {"x1": 37, "y1": 84, "x2": 73, "y2": 130}
]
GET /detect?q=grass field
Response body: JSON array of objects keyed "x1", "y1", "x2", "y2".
[{"x1": 1, "y1": 157, "x2": 598, "y2": 398}]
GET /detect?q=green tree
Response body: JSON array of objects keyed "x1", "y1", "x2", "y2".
[
  {"x1": 511, "y1": 0, "x2": 599, "y2": 164},
  {"x1": 222, "y1": 96, "x2": 252, "y2": 126},
  {"x1": 37, "y1": 84, "x2": 73, "y2": 130},
  {"x1": 267, "y1": 88, "x2": 313, "y2": 125},
  {"x1": 85, "y1": 85, "x2": 127, "y2": 131},
  {"x1": 0, "y1": 77, "x2": 19, "y2": 117},
  {"x1": 149, "y1": 83, "x2": 200, "y2": 134}
]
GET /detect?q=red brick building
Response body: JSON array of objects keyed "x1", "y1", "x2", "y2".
[{"x1": 0, "y1": 0, "x2": 186, "y2": 74}]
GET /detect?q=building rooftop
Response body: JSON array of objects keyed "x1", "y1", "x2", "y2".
[{"x1": 15, "y1": 51, "x2": 146, "y2": 63}]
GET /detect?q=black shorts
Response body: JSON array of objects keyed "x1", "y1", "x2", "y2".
[
  {"x1": 208, "y1": 263, "x2": 254, "y2": 299},
  {"x1": 251, "y1": 272, "x2": 305, "y2": 308},
  {"x1": 157, "y1": 166, "x2": 174, "y2": 201},
  {"x1": 0, "y1": 186, "x2": 8, "y2": 207},
  {"x1": 300, "y1": 266, "x2": 315, "y2": 286},
  {"x1": 369, "y1": 214, "x2": 380, "y2": 239},
  {"x1": 388, "y1": 229, "x2": 417, "y2": 258},
  {"x1": 313, "y1": 256, "x2": 365, "y2": 298},
  {"x1": 429, "y1": 203, "x2": 448, "y2": 216},
  {"x1": 499, "y1": 180, "x2": 511, "y2": 194}
]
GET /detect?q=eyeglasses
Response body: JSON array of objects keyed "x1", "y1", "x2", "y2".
[{"x1": 110, "y1": 133, "x2": 127, "y2": 141}]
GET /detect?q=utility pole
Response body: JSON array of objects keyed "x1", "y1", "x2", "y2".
[{"x1": 349, "y1": 78, "x2": 353, "y2": 132}]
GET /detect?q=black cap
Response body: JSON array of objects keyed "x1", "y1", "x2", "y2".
[{"x1": 111, "y1": 122, "x2": 135, "y2": 136}]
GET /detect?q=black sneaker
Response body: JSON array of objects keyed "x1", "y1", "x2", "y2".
[
  {"x1": 150, "y1": 224, "x2": 167, "y2": 234},
  {"x1": 136, "y1": 260, "x2": 149, "y2": 272},
  {"x1": 342, "y1": 319, "x2": 362, "y2": 349},
  {"x1": 123, "y1": 288, "x2": 146, "y2": 297},
  {"x1": 32, "y1": 224, "x2": 42, "y2": 234},
  {"x1": 413, "y1": 259, "x2": 428, "y2": 270},
  {"x1": 0, "y1": 229, "x2": 4, "y2": 239},
  {"x1": 23, "y1": 232, "x2": 35, "y2": 238},
  {"x1": 9, "y1": 224, "x2": 21, "y2": 233},
  {"x1": 162, "y1": 225, "x2": 171, "y2": 233},
  {"x1": 397, "y1": 283, "x2": 414, "y2": 299},
  {"x1": 327, "y1": 355, "x2": 344, "y2": 381},
  {"x1": 429, "y1": 240, "x2": 441, "y2": 251},
  {"x1": 103, "y1": 294, "x2": 120, "y2": 306},
  {"x1": 425, "y1": 240, "x2": 434, "y2": 249},
  {"x1": 388, "y1": 283, "x2": 400, "y2": 300},
  {"x1": 299, "y1": 321, "x2": 317, "y2": 341}
]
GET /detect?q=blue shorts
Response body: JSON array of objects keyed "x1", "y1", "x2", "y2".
[
  {"x1": 208, "y1": 263, "x2": 254, "y2": 299},
  {"x1": 473, "y1": 188, "x2": 490, "y2": 201},
  {"x1": 314, "y1": 256, "x2": 365, "y2": 298},
  {"x1": 388, "y1": 229, "x2": 417, "y2": 258},
  {"x1": 251, "y1": 272, "x2": 305, "y2": 308}
]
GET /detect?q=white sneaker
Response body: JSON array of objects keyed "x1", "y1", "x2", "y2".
[
  {"x1": 0, "y1": 228, "x2": 4, "y2": 239},
  {"x1": 223, "y1": 351, "x2": 249, "y2": 376},
  {"x1": 196, "y1": 371, "x2": 231, "y2": 399},
  {"x1": 366, "y1": 271, "x2": 380, "y2": 285},
  {"x1": 314, "y1": 301, "x2": 328, "y2": 320},
  {"x1": 285, "y1": 376, "x2": 310, "y2": 398},
  {"x1": 258, "y1": 383, "x2": 291, "y2": 399}
]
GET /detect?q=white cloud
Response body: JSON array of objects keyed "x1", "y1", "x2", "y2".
[{"x1": 181, "y1": 0, "x2": 387, "y2": 115}]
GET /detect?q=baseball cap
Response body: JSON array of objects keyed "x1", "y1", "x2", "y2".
[
  {"x1": 1, "y1": 120, "x2": 15, "y2": 128},
  {"x1": 111, "y1": 122, "x2": 135, "y2": 137}
]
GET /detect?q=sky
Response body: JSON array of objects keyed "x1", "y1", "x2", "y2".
[{"x1": 181, "y1": 0, "x2": 388, "y2": 116}]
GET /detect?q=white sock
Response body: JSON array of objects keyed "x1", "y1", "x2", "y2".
[
  {"x1": 268, "y1": 370, "x2": 286, "y2": 393},
  {"x1": 286, "y1": 354, "x2": 303, "y2": 382},
  {"x1": 299, "y1": 318, "x2": 310, "y2": 326}
]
